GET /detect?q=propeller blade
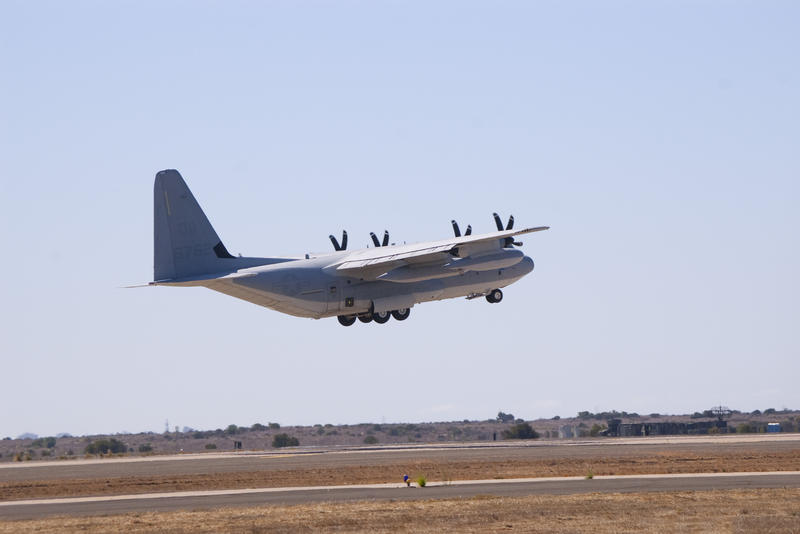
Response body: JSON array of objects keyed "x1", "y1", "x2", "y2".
[
  {"x1": 493, "y1": 212, "x2": 504, "y2": 231},
  {"x1": 382, "y1": 230, "x2": 389, "y2": 247},
  {"x1": 506, "y1": 215, "x2": 514, "y2": 230},
  {"x1": 451, "y1": 220, "x2": 461, "y2": 237},
  {"x1": 330, "y1": 230, "x2": 348, "y2": 251},
  {"x1": 329, "y1": 235, "x2": 341, "y2": 251},
  {"x1": 465, "y1": 224, "x2": 472, "y2": 236},
  {"x1": 370, "y1": 232, "x2": 381, "y2": 248}
]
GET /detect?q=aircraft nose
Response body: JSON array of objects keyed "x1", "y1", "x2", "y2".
[{"x1": 520, "y1": 255, "x2": 534, "y2": 274}]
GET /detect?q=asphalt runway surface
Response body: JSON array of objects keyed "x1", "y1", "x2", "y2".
[
  {"x1": 2, "y1": 472, "x2": 800, "y2": 520},
  {"x1": 2, "y1": 434, "x2": 799, "y2": 483}
]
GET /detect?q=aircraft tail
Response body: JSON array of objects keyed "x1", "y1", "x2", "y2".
[{"x1": 154, "y1": 169, "x2": 277, "y2": 281}]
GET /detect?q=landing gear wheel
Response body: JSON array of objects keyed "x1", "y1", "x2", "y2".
[
  {"x1": 337, "y1": 315, "x2": 357, "y2": 326},
  {"x1": 372, "y1": 311, "x2": 391, "y2": 324},
  {"x1": 391, "y1": 308, "x2": 410, "y2": 321},
  {"x1": 358, "y1": 314, "x2": 373, "y2": 323},
  {"x1": 486, "y1": 289, "x2": 503, "y2": 303}
]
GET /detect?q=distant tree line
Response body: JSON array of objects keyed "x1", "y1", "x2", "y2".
[{"x1": 85, "y1": 438, "x2": 126, "y2": 455}]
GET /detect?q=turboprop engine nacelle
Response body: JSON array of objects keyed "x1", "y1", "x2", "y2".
[{"x1": 445, "y1": 248, "x2": 525, "y2": 272}]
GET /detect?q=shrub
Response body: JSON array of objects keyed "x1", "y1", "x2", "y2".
[
  {"x1": 250, "y1": 423, "x2": 267, "y2": 431},
  {"x1": 363, "y1": 435, "x2": 378, "y2": 445},
  {"x1": 205, "y1": 443, "x2": 217, "y2": 450},
  {"x1": 272, "y1": 434, "x2": 299, "y2": 448},
  {"x1": 737, "y1": 423, "x2": 755, "y2": 434},
  {"x1": 497, "y1": 411, "x2": 516, "y2": 423},
  {"x1": 416, "y1": 475, "x2": 427, "y2": 487},
  {"x1": 225, "y1": 424, "x2": 239, "y2": 435},
  {"x1": 269, "y1": 423, "x2": 281, "y2": 429},
  {"x1": 31, "y1": 437, "x2": 57, "y2": 449},
  {"x1": 85, "y1": 438, "x2": 127, "y2": 455},
  {"x1": 589, "y1": 424, "x2": 607, "y2": 437},
  {"x1": 502, "y1": 423, "x2": 539, "y2": 440},
  {"x1": 138, "y1": 444, "x2": 153, "y2": 453}
]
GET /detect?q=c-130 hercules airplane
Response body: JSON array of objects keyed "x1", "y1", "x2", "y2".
[{"x1": 149, "y1": 170, "x2": 548, "y2": 326}]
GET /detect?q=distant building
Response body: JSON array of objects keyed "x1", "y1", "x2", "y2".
[
  {"x1": 608, "y1": 420, "x2": 726, "y2": 437},
  {"x1": 767, "y1": 423, "x2": 781, "y2": 433},
  {"x1": 558, "y1": 425, "x2": 574, "y2": 439}
]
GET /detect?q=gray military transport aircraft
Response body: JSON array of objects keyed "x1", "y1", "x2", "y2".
[{"x1": 149, "y1": 169, "x2": 548, "y2": 326}]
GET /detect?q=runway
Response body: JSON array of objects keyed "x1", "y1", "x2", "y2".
[
  {"x1": 2, "y1": 471, "x2": 799, "y2": 520},
  {"x1": 2, "y1": 434, "x2": 798, "y2": 483}
]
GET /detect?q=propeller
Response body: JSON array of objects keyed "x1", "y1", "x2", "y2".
[
  {"x1": 493, "y1": 212, "x2": 514, "y2": 231},
  {"x1": 370, "y1": 230, "x2": 390, "y2": 247},
  {"x1": 493, "y1": 213, "x2": 522, "y2": 247},
  {"x1": 329, "y1": 230, "x2": 348, "y2": 251},
  {"x1": 451, "y1": 220, "x2": 472, "y2": 237}
]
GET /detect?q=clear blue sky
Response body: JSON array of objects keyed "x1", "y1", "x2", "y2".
[{"x1": 1, "y1": 1, "x2": 797, "y2": 437}]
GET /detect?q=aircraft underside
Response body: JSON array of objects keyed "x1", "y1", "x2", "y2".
[{"x1": 198, "y1": 255, "x2": 534, "y2": 325}]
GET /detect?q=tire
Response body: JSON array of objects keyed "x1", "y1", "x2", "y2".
[
  {"x1": 391, "y1": 308, "x2": 410, "y2": 321},
  {"x1": 372, "y1": 311, "x2": 391, "y2": 324},
  {"x1": 358, "y1": 314, "x2": 373, "y2": 323},
  {"x1": 486, "y1": 289, "x2": 503, "y2": 303},
  {"x1": 337, "y1": 315, "x2": 357, "y2": 326}
]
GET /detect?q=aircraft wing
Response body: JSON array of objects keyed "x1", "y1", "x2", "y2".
[{"x1": 330, "y1": 226, "x2": 549, "y2": 276}]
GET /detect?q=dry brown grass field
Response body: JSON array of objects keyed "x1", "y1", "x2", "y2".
[
  {"x1": 3, "y1": 447, "x2": 800, "y2": 500},
  {"x1": 2, "y1": 489, "x2": 799, "y2": 533}
]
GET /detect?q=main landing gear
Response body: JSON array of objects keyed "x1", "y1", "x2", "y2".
[
  {"x1": 337, "y1": 308, "x2": 411, "y2": 327},
  {"x1": 337, "y1": 315, "x2": 357, "y2": 326}
]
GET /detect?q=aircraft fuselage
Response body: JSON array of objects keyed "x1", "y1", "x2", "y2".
[{"x1": 177, "y1": 251, "x2": 535, "y2": 319}]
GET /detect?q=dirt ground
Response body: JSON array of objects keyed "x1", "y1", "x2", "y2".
[
  {"x1": 2, "y1": 489, "x2": 799, "y2": 533},
  {"x1": 2, "y1": 448, "x2": 800, "y2": 501}
]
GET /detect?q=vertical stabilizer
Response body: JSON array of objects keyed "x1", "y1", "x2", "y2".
[{"x1": 154, "y1": 169, "x2": 277, "y2": 281}]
